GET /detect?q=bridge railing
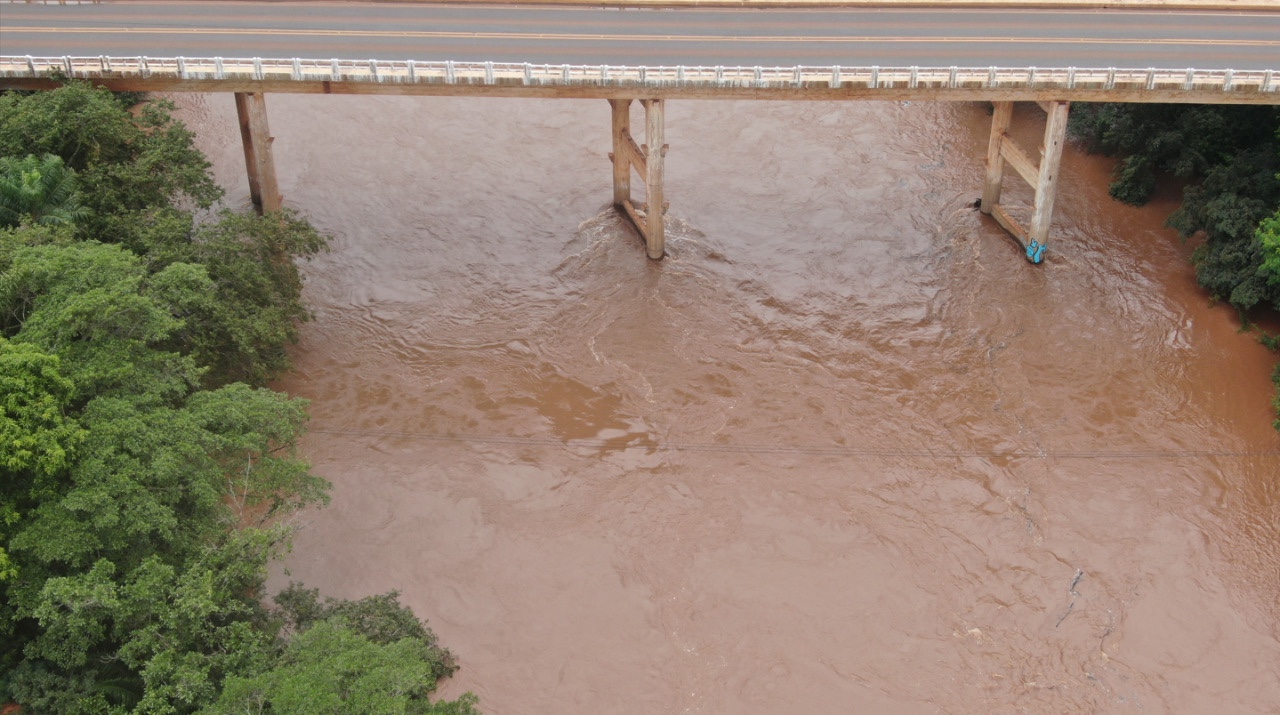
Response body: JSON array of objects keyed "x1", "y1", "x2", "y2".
[{"x1": 2, "y1": 56, "x2": 1277, "y2": 97}]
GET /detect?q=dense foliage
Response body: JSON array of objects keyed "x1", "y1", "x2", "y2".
[
  {"x1": 1, "y1": 83, "x2": 479, "y2": 713},
  {"x1": 1069, "y1": 103, "x2": 1280, "y2": 428}
]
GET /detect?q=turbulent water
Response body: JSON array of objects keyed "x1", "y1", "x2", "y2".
[{"x1": 177, "y1": 93, "x2": 1279, "y2": 714}]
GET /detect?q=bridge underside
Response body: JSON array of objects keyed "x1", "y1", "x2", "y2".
[
  {"x1": 230, "y1": 90, "x2": 1069, "y2": 262},
  {"x1": 11, "y1": 59, "x2": 1270, "y2": 263}
]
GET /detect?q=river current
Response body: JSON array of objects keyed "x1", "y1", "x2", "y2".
[{"x1": 176, "y1": 93, "x2": 1279, "y2": 714}]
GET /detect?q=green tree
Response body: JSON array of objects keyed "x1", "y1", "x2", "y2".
[
  {"x1": 210, "y1": 620, "x2": 480, "y2": 715},
  {"x1": 0, "y1": 339, "x2": 83, "y2": 580},
  {"x1": 1168, "y1": 148, "x2": 1280, "y2": 312},
  {"x1": 0, "y1": 237, "x2": 330, "y2": 712},
  {"x1": 151, "y1": 209, "x2": 329, "y2": 387},
  {"x1": 0, "y1": 154, "x2": 90, "y2": 228},
  {"x1": 272, "y1": 585, "x2": 457, "y2": 679},
  {"x1": 1, "y1": 87, "x2": 475, "y2": 712},
  {"x1": 0, "y1": 82, "x2": 220, "y2": 246},
  {"x1": 208, "y1": 587, "x2": 476, "y2": 715},
  {"x1": 1258, "y1": 209, "x2": 1280, "y2": 429},
  {"x1": 1259, "y1": 207, "x2": 1280, "y2": 286},
  {"x1": 0, "y1": 241, "x2": 203, "y2": 399},
  {"x1": 1069, "y1": 104, "x2": 1279, "y2": 205},
  {"x1": 0, "y1": 338, "x2": 85, "y2": 682}
]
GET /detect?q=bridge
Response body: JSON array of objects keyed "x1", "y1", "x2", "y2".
[{"x1": 3, "y1": 1, "x2": 1278, "y2": 262}]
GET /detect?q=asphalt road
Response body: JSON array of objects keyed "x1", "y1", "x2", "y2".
[{"x1": 2, "y1": 2, "x2": 1278, "y2": 70}]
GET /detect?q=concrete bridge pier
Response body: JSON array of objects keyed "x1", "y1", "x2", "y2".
[
  {"x1": 234, "y1": 91, "x2": 282, "y2": 213},
  {"x1": 980, "y1": 100, "x2": 1070, "y2": 263},
  {"x1": 609, "y1": 98, "x2": 667, "y2": 259}
]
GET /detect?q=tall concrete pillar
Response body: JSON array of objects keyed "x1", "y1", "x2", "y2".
[
  {"x1": 641, "y1": 98, "x2": 665, "y2": 260},
  {"x1": 235, "y1": 92, "x2": 281, "y2": 214},
  {"x1": 608, "y1": 98, "x2": 667, "y2": 260},
  {"x1": 981, "y1": 101, "x2": 1014, "y2": 215},
  {"x1": 1028, "y1": 101, "x2": 1071, "y2": 250},
  {"x1": 610, "y1": 99, "x2": 632, "y2": 206},
  {"x1": 980, "y1": 100, "x2": 1069, "y2": 264}
]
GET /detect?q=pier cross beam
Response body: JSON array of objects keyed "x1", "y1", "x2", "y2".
[
  {"x1": 980, "y1": 100, "x2": 1070, "y2": 263},
  {"x1": 608, "y1": 98, "x2": 667, "y2": 259},
  {"x1": 234, "y1": 91, "x2": 282, "y2": 213}
]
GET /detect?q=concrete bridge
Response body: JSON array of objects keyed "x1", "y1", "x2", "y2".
[{"x1": 2, "y1": 1, "x2": 1278, "y2": 262}]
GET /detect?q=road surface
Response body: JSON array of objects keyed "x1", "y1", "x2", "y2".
[{"x1": 2, "y1": 2, "x2": 1278, "y2": 70}]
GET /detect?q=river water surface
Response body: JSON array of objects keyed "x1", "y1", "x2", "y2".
[{"x1": 178, "y1": 94, "x2": 1279, "y2": 713}]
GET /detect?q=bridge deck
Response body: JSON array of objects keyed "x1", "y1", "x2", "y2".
[{"x1": 3, "y1": 56, "x2": 1277, "y2": 104}]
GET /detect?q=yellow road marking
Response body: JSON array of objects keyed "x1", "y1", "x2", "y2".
[{"x1": 7, "y1": 26, "x2": 1279, "y2": 47}]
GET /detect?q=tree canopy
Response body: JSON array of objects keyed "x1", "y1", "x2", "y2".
[
  {"x1": 0, "y1": 154, "x2": 90, "y2": 229},
  {"x1": 1069, "y1": 103, "x2": 1280, "y2": 313},
  {"x1": 1, "y1": 83, "x2": 478, "y2": 713}
]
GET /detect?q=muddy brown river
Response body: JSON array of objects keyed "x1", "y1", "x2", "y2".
[{"x1": 177, "y1": 94, "x2": 1279, "y2": 713}]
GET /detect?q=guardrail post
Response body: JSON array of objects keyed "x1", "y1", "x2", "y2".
[{"x1": 235, "y1": 92, "x2": 282, "y2": 214}]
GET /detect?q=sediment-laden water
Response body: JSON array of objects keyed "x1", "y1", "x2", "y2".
[{"x1": 177, "y1": 93, "x2": 1280, "y2": 714}]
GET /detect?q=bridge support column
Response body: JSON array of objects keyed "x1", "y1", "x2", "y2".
[
  {"x1": 608, "y1": 98, "x2": 667, "y2": 259},
  {"x1": 980, "y1": 100, "x2": 1070, "y2": 264},
  {"x1": 234, "y1": 91, "x2": 281, "y2": 214}
]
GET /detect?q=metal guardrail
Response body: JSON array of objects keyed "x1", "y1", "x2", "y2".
[{"x1": 2, "y1": 56, "x2": 1277, "y2": 96}]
